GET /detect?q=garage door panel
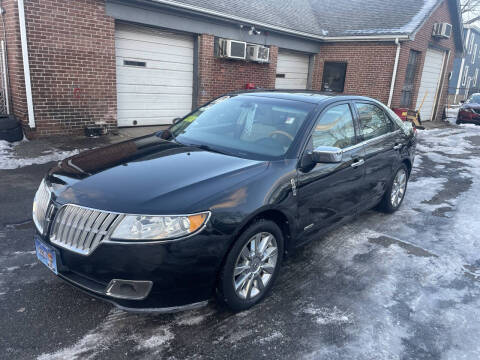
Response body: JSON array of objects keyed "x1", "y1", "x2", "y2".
[
  {"x1": 275, "y1": 78, "x2": 309, "y2": 88},
  {"x1": 117, "y1": 117, "x2": 180, "y2": 126},
  {"x1": 275, "y1": 50, "x2": 310, "y2": 89},
  {"x1": 115, "y1": 57, "x2": 193, "y2": 71},
  {"x1": 117, "y1": 94, "x2": 193, "y2": 110},
  {"x1": 117, "y1": 84, "x2": 193, "y2": 95},
  {"x1": 116, "y1": 39, "x2": 194, "y2": 58},
  {"x1": 116, "y1": 50, "x2": 193, "y2": 66},
  {"x1": 416, "y1": 48, "x2": 445, "y2": 121},
  {"x1": 118, "y1": 109, "x2": 192, "y2": 119},
  {"x1": 116, "y1": 25, "x2": 193, "y2": 49},
  {"x1": 277, "y1": 61, "x2": 309, "y2": 72},
  {"x1": 116, "y1": 23, "x2": 194, "y2": 127},
  {"x1": 117, "y1": 67, "x2": 193, "y2": 82}
]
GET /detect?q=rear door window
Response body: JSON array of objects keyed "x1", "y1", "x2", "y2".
[
  {"x1": 355, "y1": 103, "x2": 392, "y2": 141},
  {"x1": 311, "y1": 103, "x2": 356, "y2": 149}
]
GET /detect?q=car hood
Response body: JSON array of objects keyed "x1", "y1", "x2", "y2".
[
  {"x1": 47, "y1": 134, "x2": 268, "y2": 214},
  {"x1": 461, "y1": 103, "x2": 480, "y2": 110}
]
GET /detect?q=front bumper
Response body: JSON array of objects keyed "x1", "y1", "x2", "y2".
[{"x1": 36, "y1": 228, "x2": 231, "y2": 311}]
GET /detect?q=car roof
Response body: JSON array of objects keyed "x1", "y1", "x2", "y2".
[{"x1": 232, "y1": 90, "x2": 376, "y2": 105}]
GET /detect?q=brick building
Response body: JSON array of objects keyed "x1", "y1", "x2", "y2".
[{"x1": 0, "y1": 0, "x2": 464, "y2": 137}]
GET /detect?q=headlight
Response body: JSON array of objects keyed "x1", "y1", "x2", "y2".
[
  {"x1": 32, "y1": 179, "x2": 51, "y2": 234},
  {"x1": 111, "y1": 212, "x2": 210, "y2": 241}
]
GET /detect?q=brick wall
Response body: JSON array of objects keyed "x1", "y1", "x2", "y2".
[
  {"x1": 314, "y1": 0, "x2": 457, "y2": 121},
  {"x1": 0, "y1": 0, "x2": 459, "y2": 137},
  {"x1": 391, "y1": 0, "x2": 456, "y2": 120},
  {"x1": 197, "y1": 34, "x2": 278, "y2": 105},
  {"x1": 22, "y1": 0, "x2": 116, "y2": 137},
  {"x1": 312, "y1": 42, "x2": 397, "y2": 104}
]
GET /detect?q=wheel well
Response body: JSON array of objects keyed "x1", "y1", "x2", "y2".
[
  {"x1": 236, "y1": 209, "x2": 292, "y2": 254},
  {"x1": 402, "y1": 159, "x2": 412, "y2": 176},
  {"x1": 213, "y1": 209, "x2": 292, "y2": 292}
]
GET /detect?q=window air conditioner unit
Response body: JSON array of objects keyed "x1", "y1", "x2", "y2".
[
  {"x1": 219, "y1": 39, "x2": 247, "y2": 60},
  {"x1": 246, "y1": 44, "x2": 270, "y2": 63},
  {"x1": 432, "y1": 23, "x2": 452, "y2": 39}
]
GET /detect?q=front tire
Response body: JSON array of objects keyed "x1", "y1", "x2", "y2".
[
  {"x1": 217, "y1": 220, "x2": 284, "y2": 311},
  {"x1": 379, "y1": 164, "x2": 409, "y2": 213}
]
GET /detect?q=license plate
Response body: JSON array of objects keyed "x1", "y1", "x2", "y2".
[{"x1": 35, "y1": 237, "x2": 58, "y2": 274}]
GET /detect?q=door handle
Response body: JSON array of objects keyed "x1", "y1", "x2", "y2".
[
  {"x1": 393, "y1": 143, "x2": 403, "y2": 150},
  {"x1": 351, "y1": 159, "x2": 365, "y2": 168}
]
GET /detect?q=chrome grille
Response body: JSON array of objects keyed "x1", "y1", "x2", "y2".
[
  {"x1": 50, "y1": 204, "x2": 124, "y2": 255},
  {"x1": 32, "y1": 180, "x2": 51, "y2": 234}
]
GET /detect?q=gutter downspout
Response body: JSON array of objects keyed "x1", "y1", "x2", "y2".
[
  {"x1": 1, "y1": 40, "x2": 9, "y2": 114},
  {"x1": 17, "y1": 0, "x2": 34, "y2": 128},
  {"x1": 388, "y1": 38, "x2": 401, "y2": 107}
]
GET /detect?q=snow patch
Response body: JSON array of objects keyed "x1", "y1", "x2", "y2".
[
  {"x1": 257, "y1": 331, "x2": 283, "y2": 344},
  {"x1": 304, "y1": 306, "x2": 353, "y2": 326},
  {"x1": 135, "y1": 327, "x2": 174, "y2": 350},
  {"x1": 0, "y1": 139, "x2": 80, "y2": 170}
]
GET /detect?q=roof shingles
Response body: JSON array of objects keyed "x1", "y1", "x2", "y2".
[{"x1": 158, "y1": 0, "x2": 443, "y2": 38}]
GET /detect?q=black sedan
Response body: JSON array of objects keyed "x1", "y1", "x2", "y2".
[
  {"x1": 457, "y1": 93, "x2": 480, "y2": 125},
  {"x1": 33, "y1": 91, "x2": 416, "y2": 312}
]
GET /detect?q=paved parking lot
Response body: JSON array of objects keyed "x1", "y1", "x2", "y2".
[{"x1": 1, "y1": 125, "x2": 480, "y2": 360}]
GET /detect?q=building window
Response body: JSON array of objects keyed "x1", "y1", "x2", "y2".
[
  {"x1": 473, "y1": 44, "x2": 478, "y2": 63},
  {"x1": 400, "y1": 50, "x2": 420, "y2": 108},
  {"x1": 321, "y1": 62, "x2": 347, "y2": 93},
  {"x1": 462, "y1": 65, "x2": 469, "y2": 86}
]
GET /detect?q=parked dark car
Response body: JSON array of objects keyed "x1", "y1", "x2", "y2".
[
  {"x1": 33, "y1": 91, "x2": 416, "y2": 312},
  {"x1": 457, "y1": 93, "x2": 480, "y2": 125}
]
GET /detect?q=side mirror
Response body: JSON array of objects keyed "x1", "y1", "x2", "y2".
[
  {"x1": 310, "y1": 146, "x2": 343, "y2": 163},
  {"x1": 172, "y1": 117, "x2": 182, "y2": 125},
  {"x1": 460, "y1": 100, "x2": 465, "y2": 104}
]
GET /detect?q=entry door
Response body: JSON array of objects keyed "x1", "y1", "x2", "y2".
[
  {"x1": 275, "y1": 50, "x2": 310, "y2": 89},
  {"x1": 416, "y1": 48, "x2": 445, "y2": 121},
  {"x1": 297, "y1": 103, "x2": 365, "y2": 236},
  {"x1": 115, "y1": 23, "x2": 194, "y2": 126},
  {"x1": 353, "y1": 102, "x2": 404, "y2": 207}
]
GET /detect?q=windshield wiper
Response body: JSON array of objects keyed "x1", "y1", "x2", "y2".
[{"x1": 186, "y1": 143, "x2": 229, "y2": 155}]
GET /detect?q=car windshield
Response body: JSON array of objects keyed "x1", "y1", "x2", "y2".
[
  {"x1": 467, "y1": 94, "x2": 480, "y2": 104},
  {"x1": 169, "y1": 95, "x2": 315, "y2": 160}
]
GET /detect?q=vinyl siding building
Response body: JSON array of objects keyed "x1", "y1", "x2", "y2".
[{"x1": 448, "y1": 25, "x2": 480, "y2": 104}]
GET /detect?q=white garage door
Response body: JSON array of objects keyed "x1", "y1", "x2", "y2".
[
  {"x1": 115, "y1": 23, "x2": 194, "y2": 127},
  {"x1": 416, "y1": 48, "x2": 445, "y2": 121},
  {"x1": 275, "y1": 50, "x2": 310, "y2": 89}
]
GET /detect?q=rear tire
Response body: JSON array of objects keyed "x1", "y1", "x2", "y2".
[
  {"x1": 378, "y1": 164, "x2": 409, "y2": 213},
  {"x1": 217, "y1": 220, "x2": 284, "y2": 312}
]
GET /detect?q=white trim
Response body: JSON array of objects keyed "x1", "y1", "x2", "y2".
[
  {"x1": 18, "y1": 0, "x2": 35, "y2": 128},
  {"x1": 150, "y1": 0, "x2": 411, "y2": 42},
  {"x1": 456, "y1": 29, "x2": 471, "y2": 102},
  {"x1": 462, "y1": 65, "x2": 469, "y2": 86},
  {"x1": 1, "y1": 40, "x2": 9, "y2": 114},
  {"x1": 388, "y1": 38, "x2": 401, "y2": 107}
]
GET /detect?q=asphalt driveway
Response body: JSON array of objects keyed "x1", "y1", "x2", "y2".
[{"x1": 1, "y1": 125, "x2": 480, "y2": 360}]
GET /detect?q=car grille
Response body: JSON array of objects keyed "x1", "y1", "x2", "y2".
[
  {"x1": 50, "y1": 204, "x2": 124, "y2": 255},
  {"x1": 32, "y1": 180, "x2": 51, "y2": 234}
]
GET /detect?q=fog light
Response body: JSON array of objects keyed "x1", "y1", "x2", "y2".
[{"x1": 105, "y1": 279, "x2": 153, "y2": 300}]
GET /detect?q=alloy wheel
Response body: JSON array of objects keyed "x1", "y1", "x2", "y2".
[
  {"x1": 390, "y1": 168, "x2": 407, "y2": 208},
  {"x1": 232, "y1": 232, "x2": 278, "y2": 300}
]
